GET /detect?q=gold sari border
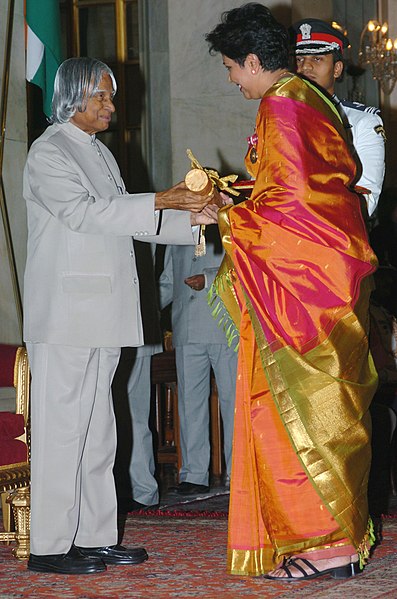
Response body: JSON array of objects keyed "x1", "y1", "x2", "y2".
[
  {"x1": 244, "y1": 291, "x2": 376, "y2": 551},
  {"x1": 228, "y1": 518, "x2": 375, "y2": 576}
]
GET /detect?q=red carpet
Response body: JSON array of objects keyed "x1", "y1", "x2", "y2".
[
  {"x1": 131, "y1": 507, "x2": 227, "y2": 518},
  {"x1": 129, "y1": 491, "x2": 229, "y2": 519},
  {"x1": 1, "y1": 515, "x2": 396, "y2": 598}
]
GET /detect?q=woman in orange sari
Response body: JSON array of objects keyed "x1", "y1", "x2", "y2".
[{"x1": 205, "y1": 3, "x2": 378, "y2": 581}]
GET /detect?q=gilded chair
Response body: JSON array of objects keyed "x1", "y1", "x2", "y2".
[{"x1": 0, "y1": 345, "x2": 30, "y2": 559}]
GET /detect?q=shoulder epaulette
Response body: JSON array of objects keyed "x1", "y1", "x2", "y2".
[{"x1": 340, "y1": 99, "x2": 381, "y2": 115}]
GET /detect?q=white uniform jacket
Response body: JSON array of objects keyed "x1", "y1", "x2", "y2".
[
  {"x1": 23, "y1": 121, "x2": 195, "y2": 348},
  {"x1": 334, "y1": 97, "x2": 385, "y2": 216}
]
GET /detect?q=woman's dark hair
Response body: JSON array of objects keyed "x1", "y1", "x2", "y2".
[{"x1": 205, "y1": 3, "x2": 289, "y2": 71}]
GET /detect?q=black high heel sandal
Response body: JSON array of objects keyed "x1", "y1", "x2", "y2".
[{"x1": 264, "y1": 556, "x2": 361, "y2": 582}]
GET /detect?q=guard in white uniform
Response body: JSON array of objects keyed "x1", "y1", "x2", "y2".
[
  {"x1": 334, "y1": 97, "x2": 385, "y2": 216},
  {"x1": 290, "y1": 18, "x2": 385, "y2": 217}
]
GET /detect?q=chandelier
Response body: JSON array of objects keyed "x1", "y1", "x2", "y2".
[{"x1": 358, "y1": 20, "x2": 397, "y2": 95}]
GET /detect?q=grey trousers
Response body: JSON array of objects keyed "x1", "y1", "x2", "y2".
[
  {"x1": 126, "y1": 352, "x2": 159, "y2": 505},
  {"x1": 27, "y1": 342, "x2": 120, "y2": 555},
  {"x1": 175, "y1": 343, "x2": 237, "y2": 486}
]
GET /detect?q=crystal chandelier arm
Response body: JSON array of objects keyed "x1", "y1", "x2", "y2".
[{"x1": 358, "y1": 19, "x2": 397, "y2": 94}]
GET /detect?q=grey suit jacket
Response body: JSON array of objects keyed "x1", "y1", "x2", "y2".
[
  {"x1": 158, "y1": 225, "x2": 228, "y2": 346},
  {"x1": 23, "y1": 122, "x2": 195, "y2": 348}
]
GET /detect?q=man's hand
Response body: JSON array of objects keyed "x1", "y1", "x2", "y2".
[
  {"x1": 155, "y1": 181, "x2": 216, "y2": 213},
  {"x1": 184, "y1": 274, "x2": 205, "y2": 291},
  {"x1": 190, "y1": 204, "x2": 219, "y2": 225}
]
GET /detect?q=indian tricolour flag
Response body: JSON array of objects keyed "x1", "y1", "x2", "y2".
[{"x1": 25, "y1": 0, "x2": 62, "y2": 118}]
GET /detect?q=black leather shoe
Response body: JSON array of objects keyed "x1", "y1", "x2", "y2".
[
  {"x1": 27, "y1": 545, "x2": 106, "y2": 574},
  {"x1": 119, "y1": 498, "x2": 160, "y2": 513},
  {"x1": 76, "y1": 544, "x2": 148, "y2": 565},
  {"x1": 174, "y1": 482, "x2": 210, "y2": 495},
  {"x1": 128, "y1": 500, "x2": 160, "y2": 512}
]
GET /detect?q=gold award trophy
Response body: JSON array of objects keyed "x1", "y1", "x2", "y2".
[{"x1": 184, "y1": 149, "x2": 239, "y2": 256}]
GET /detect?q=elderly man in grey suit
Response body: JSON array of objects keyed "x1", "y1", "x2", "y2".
[
  {"x1": 159, "y1": 225, "x2": 237, "y2": 495},
  {"x1": 23, "y1": 57, "x2": 219, "y2": 575}
]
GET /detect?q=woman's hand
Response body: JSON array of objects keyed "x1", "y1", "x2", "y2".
[
  {"x1": 190, "y1": 203, "x2": 220, "y2": 225},
  {"x1": 190, "y1": 191, "x2": 234, "y2": 225},
  {"x1": 219, "y1": 191, "x2": 234, "y2": 206}
]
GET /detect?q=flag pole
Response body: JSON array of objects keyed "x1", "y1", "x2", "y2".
[{"x1": 0, "y1": 0, "x2": 23, "y2": 340}]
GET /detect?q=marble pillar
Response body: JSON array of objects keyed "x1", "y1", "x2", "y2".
[{"x1": 0, "y1": 0, "x2": 27, "y2": 344}]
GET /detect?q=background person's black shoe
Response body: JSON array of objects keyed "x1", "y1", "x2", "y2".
[
  {"x1": 128, "y1": 500, "x2": 160, "y2": 512},
  {"x1": 76, "y1": 544, "x2": 148, "y2": 565},
  {"x1": 175, "y1": 482, "x2": 210, "y2": 495},
  {"x1": 27, "y1": 546, "x2": 106, "y2": 574},
  {"x1": 118, "y1": 498, "x2": 159, "y2": 513}
]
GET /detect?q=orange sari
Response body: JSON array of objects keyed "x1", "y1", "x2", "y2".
[{"x1": 211, "y1": 75, "x2": 378, "y2": 576}]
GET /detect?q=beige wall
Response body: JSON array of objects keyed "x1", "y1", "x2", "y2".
[
  {"x1": 165, "y1": 0, "x2": 393, "y2": 189},
  {"x1": 0, "y1": 0, "x2": 27, "y2": 344},
  {"x1": 164, "y1": 0, "x2": 368, "y2": 183},
  {"x1": 291, "y1": 0, "x2": 332, "y2": 21},
  {"x1": 166, "y1": 1, "x2": 293, "y2": 183}
]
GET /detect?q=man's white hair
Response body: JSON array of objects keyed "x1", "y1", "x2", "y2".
[{"x1": 51, "y1": 57, "x2": 117, "y2": 124}]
